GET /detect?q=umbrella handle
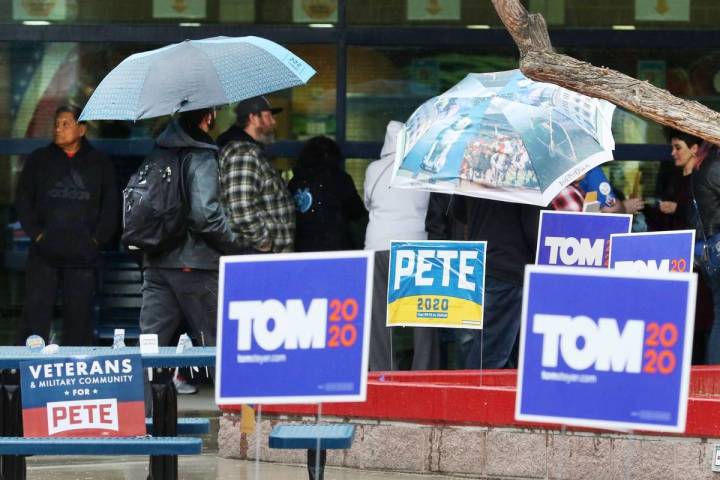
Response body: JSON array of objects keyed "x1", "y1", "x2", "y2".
[{"x1": 172, "y1": 99, "x2": 189, "y2": 116}]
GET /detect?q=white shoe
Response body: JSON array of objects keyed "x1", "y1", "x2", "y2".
[{"x1": 173, "y1": 376, "x2": 198, "y2": 395}]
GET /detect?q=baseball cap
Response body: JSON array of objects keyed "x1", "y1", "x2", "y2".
[{"x1": 234, "y1": 96, "x2": 283, "y2": 118}]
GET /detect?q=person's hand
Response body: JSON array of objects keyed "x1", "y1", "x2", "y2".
[
  {"x1": 256, "y1": 241, "x2": 272, "y2": 252},
  {"x1": 622, "y1": 198, "x2": 644, "y2": 215},
  {"x1": 600, "y1": 201, "x2": 623, "y2": 213},
  {"x1": 659, "y1": 201, "x2": 678, "y2": 214}
]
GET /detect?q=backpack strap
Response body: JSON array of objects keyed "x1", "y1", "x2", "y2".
[{"x1": 174, "y1": 147, "x2": 191, "y2": 205}]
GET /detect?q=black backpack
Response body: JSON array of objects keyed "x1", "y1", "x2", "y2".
[{"x1": 121, "y1": 148, "x2": 189, "y2": 253}]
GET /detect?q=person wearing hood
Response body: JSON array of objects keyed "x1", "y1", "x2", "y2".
[
  {"x1": 15, "y1": 105, "x2": 118, "y2": 346},
  {"x1": 288, "y1": 136, "x2": 366, "y2": 252},
  {"x1": 363, "y1": 121, "x2": 433, "y2": 371},
  {"x1": 139, "y1": 107, "x2": 238, "y2": 350}
]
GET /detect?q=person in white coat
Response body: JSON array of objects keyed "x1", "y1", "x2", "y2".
[{"x1": 364, "y1": 120, "x2": 436, "y2": 370}]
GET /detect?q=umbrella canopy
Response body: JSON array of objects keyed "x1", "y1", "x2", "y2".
[
  {"x1": 79, "y1": 36, "x2": 315, "y2": 121},
  {"x1": 391, "y1": 69, "x2": 616, "y2": 206}
]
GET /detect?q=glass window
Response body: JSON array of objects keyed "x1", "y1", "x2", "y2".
[
  {"x1": 345, "y1": 157, "x2": 370, "y2": 192},
  {"x1": 346, "y1": 0, "x2": 720, "y2": 29},
  {"x1": 1, "y1": 42, "x2": 163, "y2": 139},
  {"x1": 528, "y1": 0, "x2": 717, "y2": 29},
  {"x1": 560, "y1": 0, "x2": 717, "y2": 29},
  {"x1": 347, "y1": 0, "x2": 504, "y2": 26},
  {"x1": 0, "y1": 1, "x2": 344, "y2": 25},
  {"x1": 1, "y1": 42, "x2": 335, "y2": 141},
  {"x1": 346, "y1": 46, "x2": 518, "y2": 142}
]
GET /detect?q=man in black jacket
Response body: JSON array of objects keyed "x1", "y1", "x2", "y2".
[
  {"x1": 464, "y1": 197, "x2": 541, "y2": 369},
  {"x1": 139, "y1": 108, "x2": 239, "y2": 348},
  {"x1": 15, "y1": 105, "x2": 118, "y2": 345},
  {"x1": 424, "y1": 193, "x2": 467, "y2": 369}
]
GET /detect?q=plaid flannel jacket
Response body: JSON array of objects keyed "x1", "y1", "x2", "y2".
[
  {"x1": 219, "y1": 140, "x2": 295, "y2": 252},
  {"x1": 551, "y1": 183, "x2": 585, "y2": 212}
]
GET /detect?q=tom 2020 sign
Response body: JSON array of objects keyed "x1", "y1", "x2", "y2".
[
  {"x1": 516, "y1": 266, "x2": 696, "y2": 432},
  {"x1": 215, "y1": 251, "x2": 373, "y2": 405},
  {"x1": 536, "y1": 211, "x2": 632, "y2": 268}
]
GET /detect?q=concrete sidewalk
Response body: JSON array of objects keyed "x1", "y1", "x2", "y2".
[
  {"x1": 177, "y1": 382, "x2": 219, "y2": 416},
  {"x1": 27, "y1": 454, "x2": 467, "y2": 479}
]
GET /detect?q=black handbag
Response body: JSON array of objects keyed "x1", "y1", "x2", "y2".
[{"x1": 691, "y1": 177, "x2": 720, "y2": 272}]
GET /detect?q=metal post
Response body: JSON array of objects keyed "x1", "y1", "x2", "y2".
[
  {"x1": 147, "y1": 368, "x2": 178, "y2": 480},
  {"x1": 1, "y1": 370, "x2": 24, "y2": 480}
]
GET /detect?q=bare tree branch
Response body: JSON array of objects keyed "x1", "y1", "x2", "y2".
[
  {"x1": 492, "y1": 0, "x2": 551, "y2": 55},
  {"x1": 491, "y1": 0, "x2": 720, "y2": 145}
]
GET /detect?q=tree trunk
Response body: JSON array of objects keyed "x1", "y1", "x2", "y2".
[{"x1": 491, "y1": 0, "x2": 720, "y2": 145}]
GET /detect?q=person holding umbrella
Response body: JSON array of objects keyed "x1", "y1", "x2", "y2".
[
  {"x1": 138, "y1": 108, "x2": 239, "y2": 349},
  {"x1": 75, "y1": 35, "x2": 316, "y2": 342}
]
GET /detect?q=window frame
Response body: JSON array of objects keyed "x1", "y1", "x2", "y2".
[{"x1": 2, "y1": 2, "x2": 717, "y2": 163}]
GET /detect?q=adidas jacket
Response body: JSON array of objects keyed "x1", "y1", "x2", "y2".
[{"x1": 15, "y1": 139, "x2": 118, "y2": 267}]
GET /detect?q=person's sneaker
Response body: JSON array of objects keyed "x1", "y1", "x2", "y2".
[{"x1": 173, "y1": 375, "x2": 198, "y2": 395}]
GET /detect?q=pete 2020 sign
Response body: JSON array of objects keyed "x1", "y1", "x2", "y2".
[
  {"x1": 388, "y1": 240, "x2": 486, "y2": 329},
  {"x1": 20, "y1": 354, "x2": 145, "y2": 437},
  {"x1": 516, "y1": 266, "x2": 696, "y2": 432},
  {"x1": 215, "y1": 251, "x2": 373, "y2": 405},
  {"x1": 536, "y1": 211, "x2": 632, "y2": 268},
  {"x1": 610, "y1": 230, "x2": 695, "y2": 274}
]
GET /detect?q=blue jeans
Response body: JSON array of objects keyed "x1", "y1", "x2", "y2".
[{"x1": 465, "y1": 276, "x2": 523, "y2": 369}]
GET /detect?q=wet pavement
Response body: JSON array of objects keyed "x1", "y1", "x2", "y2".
[
  {"x1": 26, "y1": 454, "x2": 462, "y2": 479},
  {"x1": 22, "y1": 386, "x2": 468, "y2": 479}
]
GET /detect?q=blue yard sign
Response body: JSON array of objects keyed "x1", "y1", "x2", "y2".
[
  {"x1": 216, "y1": 251, "x2": 373, "y2": 405},
  {"x1": 387, "y1": 240, "x2": 486, "y2": 329},
  {"x1": 516, "y1": 266, "x2": 696, "y2": 432},
  {"x1": 610, "y1": 230, "x2": 695, "y2": 274},
  {"x1": 536, "y1": 211, "x2": 632, "y2": 268}
]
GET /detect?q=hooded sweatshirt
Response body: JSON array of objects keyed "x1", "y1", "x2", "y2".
[
  {"x1": 363, "y1": 121, "x2": 430, "y2": 250},
  {"x1": 288, "y1": 142, "x2": 366, "y2": 252},
  {"x1": 143, "y1": 119, "x2": 238, "y2": 270},
  {"x1": 15, "y1": 139, "x2": 118, "y2": 267}
]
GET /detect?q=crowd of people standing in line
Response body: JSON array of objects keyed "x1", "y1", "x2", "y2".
[
  {"x1": 13, "y1": 105, "x2": 720, "y2": 376},
  {"x1": 12, "y1": 98, "x2": 368, "y2": 366}
]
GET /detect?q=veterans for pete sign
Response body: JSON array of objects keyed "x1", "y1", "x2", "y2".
[
  {"x1": 216, "y1": 251, "x2": 372, "y2": 405},
  {"x1": 536, "y1": 211, "x2": 632, "y2": 268},
  {"x1": 20, "y1": 354, "x2": 145, "y2": 437},
  {"x1": 387, "y1": 240, "x2": 486, "y2": 329},
  {"x1": 516, "y1": 266, "x2": 696, "y2": 432}
]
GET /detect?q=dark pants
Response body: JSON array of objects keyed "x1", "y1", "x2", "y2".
[
  {"x1": 18, "y1": 251, "x2": 96, "y2": 346},
  {"x1": 139, "y1": 268, "x2": 218, "y2": 415},
  {"x1": 698, "y1": 260, "x2": 720, "y2": 364},
  {"x1": 466, "y1": 276, "x2": 523, "y2": 369},
  {"x1": 369, "y1": 250, "x2": 394, "y2": 371},
  {"x1": 138, "y1": 268, "x2": 218, "y2": 347}
]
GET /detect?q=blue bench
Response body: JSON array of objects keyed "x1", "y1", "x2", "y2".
[
  {"x1": 269, "y1": 424, "x2": 355, "y2": 480},
  {"x1": 0, "y1": 436, "x2": 202, "y2": 479},
  {"x1": 94, "y1": 251, "x2": 143, "y2": 341},
  {"x1": 0, "y1": 436, "x2": 202, "y2": 456},
  {"x1": 146, "y1": 417, "x2": 210, "y2": 436}
]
